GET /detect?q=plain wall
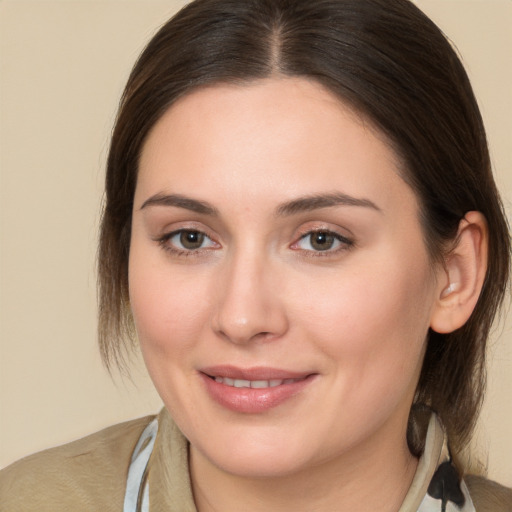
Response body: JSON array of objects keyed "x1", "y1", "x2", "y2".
[{"x1": 0, "y1": 0, "x2": 511, "y2": 486}]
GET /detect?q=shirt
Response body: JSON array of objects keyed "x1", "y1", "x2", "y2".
[{"x1": 2, "y1": 408, "x2": 510, "y2": 511}]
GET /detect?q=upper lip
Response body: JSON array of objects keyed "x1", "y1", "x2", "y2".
[{"x1": 200, "y1": 365, "x2": 314, "y2": 381}]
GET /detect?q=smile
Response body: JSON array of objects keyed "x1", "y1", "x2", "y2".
[
  {"x1": 200, "y1": 367, "x2": 316, "y2": 413},
  {"x1": 213, "y1": 377, "x2": 303, "y2": 388}
]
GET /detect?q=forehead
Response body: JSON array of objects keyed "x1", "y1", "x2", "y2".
[{"x1": 136, "y1": 77, "x2": 414, "y2": 215}]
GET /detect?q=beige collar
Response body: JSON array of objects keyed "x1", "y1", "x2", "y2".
[
  {"x1": 399, "y1": 414, "x2": 446, "y2": 511},
  {"x1": 148, "y1": 409, "x2": 449, "y2": 512}
]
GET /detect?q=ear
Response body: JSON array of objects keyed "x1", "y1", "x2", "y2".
[{"x1": 430, "y1": 211, "x2": 488, "y2": 334}]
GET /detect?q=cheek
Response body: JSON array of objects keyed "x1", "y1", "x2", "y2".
[
  {"x1": 128, "y1": 247, "x2": 211, "y2": 358},
  {"x1": 293, "y1": 251, "x2": 434, "y2": 380},
  {"x1": 296, "y1": 263, "x2": 433, "y2": 440}
]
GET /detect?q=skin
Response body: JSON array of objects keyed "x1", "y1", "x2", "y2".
[{"x1": 129, "y1": 77, "x2": 450, "y2": 511}]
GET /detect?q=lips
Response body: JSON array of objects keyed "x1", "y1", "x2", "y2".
[{"x1": 199, "y1": 365, "x2": 316, "y2": 413}]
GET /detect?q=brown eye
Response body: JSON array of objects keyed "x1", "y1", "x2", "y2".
[
  {"x1": 309, "y1": 231, "x2": 336, "y2": 251},
  {"x1": 293, "y1": 230, "x2": 353, "y2": 254},
  {"x1": 179, "y1": 230, "x2": 205, "y2": 249},
  {"x1": 158, "y1": 229, "x2": 217, "y2": 255}
]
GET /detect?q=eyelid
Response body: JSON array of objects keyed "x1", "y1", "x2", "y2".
[
  {"x1": 290, "y1": 226, "x2": 355, "y2": 255},
  {"x1": 155, "y1": 226, "x2": 221, "y2": 256}
]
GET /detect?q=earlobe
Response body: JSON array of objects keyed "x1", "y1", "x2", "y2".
[{"x1": 430, "y1": 211, "x2": 488, "y2": 334}]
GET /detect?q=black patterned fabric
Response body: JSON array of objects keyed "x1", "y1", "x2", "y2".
[{"x1": 418, "y1": 452, "x2": 475, "y2": 511}]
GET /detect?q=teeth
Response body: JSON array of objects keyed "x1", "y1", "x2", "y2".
[
  {"x1": 213, "y1": 377, "x2": 300, "y2": 388},
  {"x1": 251, "y1": 380, "x2": 268, "y2": 388},
  {"x1": 234, "y1": 379, "x2": 251, "y2": 388}
]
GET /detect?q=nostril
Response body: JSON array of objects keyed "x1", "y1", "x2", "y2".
[{"x1": 211, "y1": 286, "x2": 289, "y2": 345}]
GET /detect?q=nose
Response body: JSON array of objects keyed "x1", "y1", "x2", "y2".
[{"x1": 211, "y1": 251, "x2": 289, "y2": 345}]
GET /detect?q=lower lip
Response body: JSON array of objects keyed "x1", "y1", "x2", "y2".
[{"x1": 199, "y1": 373, "x2": 316, "y2": 414}]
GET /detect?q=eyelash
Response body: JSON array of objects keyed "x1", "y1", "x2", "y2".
[
  {"x1": 292, "y1": 229, "x2": 354, "y2": 257},
  {"x1": 156, "y1": 229, "x2": 218, "y2": 257},
  {"x1": 156, "y1": 228, "x2": 354, "y2": 257}
]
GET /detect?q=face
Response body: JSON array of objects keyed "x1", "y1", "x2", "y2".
[{"x1": 129, "y1": 78, "x2": 443, "y2": 478}]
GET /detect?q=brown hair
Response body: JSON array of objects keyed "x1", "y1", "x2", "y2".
[{"x1": 98, "y1": 0, "x2": 510, "y2": 458}]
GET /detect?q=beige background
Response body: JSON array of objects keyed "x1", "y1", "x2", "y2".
[{"x1": 0, "y1": 0, "x2": 511, "y2": 486}]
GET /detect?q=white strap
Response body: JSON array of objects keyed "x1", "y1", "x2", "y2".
[{"x1": 124, "y1": 417, "x2": 159, "y2": 512}]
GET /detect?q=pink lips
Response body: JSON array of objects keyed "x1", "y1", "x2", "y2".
[{"x1": 199, "y1": 365, "x2": 316, "y2": 414}]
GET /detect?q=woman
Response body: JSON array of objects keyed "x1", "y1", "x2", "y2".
[{"x1": 1, "y1": 0, "x2": 511, "y2": 510}]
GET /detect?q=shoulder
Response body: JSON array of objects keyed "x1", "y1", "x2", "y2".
[
  {"x1": 465, "y1": 474, "x2": 512, "y2": 512},
  {"x1": 0, "y1": 415, "x2": 155, "y2": 512}
]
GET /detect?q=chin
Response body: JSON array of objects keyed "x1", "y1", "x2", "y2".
[
  {"x1": 191, "y1": 426, "x2": 318, "y2": 479},
  {"x1": 210, "y1": 450, "x2": 310, "y2": 479}
]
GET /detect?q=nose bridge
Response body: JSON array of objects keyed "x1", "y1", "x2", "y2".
[{"x1": 212, "y1": 244, "x2": 288, "y2": 344}]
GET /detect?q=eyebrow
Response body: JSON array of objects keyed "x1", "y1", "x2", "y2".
[
  {"x1": 140, "y1": 193, "x2": 219, "y2": 216},
  {"x1": 140, "y1": 191, "x2": 381, "y2": 216},
  {"x1": 275, "y1": 192, "x2": 381, "y2": 216}
]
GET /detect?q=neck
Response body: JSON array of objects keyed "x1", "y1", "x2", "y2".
[{"x1": 190, "y1": 417, "x2": 418, "y2": 512}]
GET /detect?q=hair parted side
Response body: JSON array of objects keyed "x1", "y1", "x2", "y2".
[{"x1": 98, "y1": 0, "x2": 510, "y2": 459}]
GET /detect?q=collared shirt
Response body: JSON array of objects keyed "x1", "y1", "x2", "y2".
[
  {"x1": 5, "y1": 409, "x2": 509, "y2": 511},
  {"x1": 125, "y1": 410, "x2": 476, "y2": 512}
]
